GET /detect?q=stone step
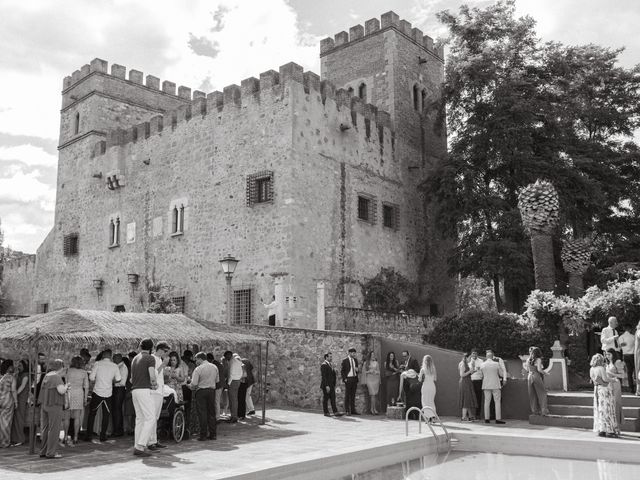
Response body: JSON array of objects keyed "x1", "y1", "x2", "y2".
[
  {"x1": 549, "y1": 404, "x2": 640, "y2": 418},
  {"x1": 548, "y1": 392, "x2": 640, "y2": 407},
  {"x1": 529, "y1": 414, "x2": 640, "y2": 432}
]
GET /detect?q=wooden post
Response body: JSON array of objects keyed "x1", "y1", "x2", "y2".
[{"x1": 261, "y1": 341, "x2": 268, "y2": 425}]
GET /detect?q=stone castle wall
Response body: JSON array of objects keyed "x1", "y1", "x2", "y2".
[
  {"x1": 1, "y1": 256, "x2": 36, "y2": 314},
  {"x1": 325, "y1": 306, "x2": 437, "y2": 334}
]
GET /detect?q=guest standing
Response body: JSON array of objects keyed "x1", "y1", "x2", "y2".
[
  {"x1": 400, "y1": 369, "x2": 421, "y2": 419},
  {"x1": 10, "y1": 360, "x2": 28, "y2": 446},
  {"x1": 0, "y1": 360, "x2": 16, "y2": 448},
  {"x1": 418, "y1": 355, "x2": 437, "y2": 420},
  {"x1": 64, "y1": 356, "x2": 89, "y2": 444},
  {"x1": 590, "y1": 353, "x2": 619, "y2": 437},
  {"x1": 112, "y1": 353, "x2": 128, "y2": 437},
  {"x1": 236, "y1": 354, "x2": 248, "y2": 419},
  {"x1": 619, "y1": 324, "x2": 635, "y2": 392},
  {"x1": 600, "y1": 316, "x2": 620, "y2": 353},
  {"x1": 480, "y1": 350, "x2": 505, "y2": 424},
  {"x1": 148, "y1": 342, "x2": 170, "y2": 449},
  {"x1": 189, "y1": 352, "x2": 218, "y2": 441},
  {"x1": 384, "y1": 352, "x2": 400, "y2": 406},
  {"x1": 131, "y1": 338, "x2": 158, "y2": 457},
  {"x1": 468, "y1": 349, "x2": 483, "y2": 420},
  {"x1": 634, "y1": 321, "x2": 640, "y2": 396},
  {"x1": 242, "y1": 357, "x2": 256, "y2": 415},
  {"x1": 224, "y1": 351, "x2": 243, "y2": 423},
  {"x1": 320, "y1": 353, "x2": 339, "y2": 416},
  {"x1": 458, "y1": 353, "x2": 477, "y2": 421},
  {"x1": 605, "y1": 349, "x2": 625, "y2": 426},
  {"x1": 364, "y1": 353, "x2": 380, "y2": 415},
  {"x1": 526, "y1": 347, "x2": 549, "y2": 416},
  {"x1": 38, "y1": 359, "x2": 69, "y2": 458},
  {"x1": 400, "y1": 351, "x2": 420, "y2": 372},
  {"x1": 341, "y1": 348, "x2": 360, "y2": 415},
  {"x1": 86, "y1": 349, "x2": 121, "y2": 443}
]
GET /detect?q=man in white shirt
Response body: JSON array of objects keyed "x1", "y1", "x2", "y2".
[
  {"x1": 86, "y1": 349, "x2": 121, "y2": 443},
  {"x1": 619, "y1": 324, "x2": 636, "y2": 392},
  {"x1": 224, "y1": 351, "x2": 243, "y2": 422},
  {"x1": 262, "y1": 295, "x2": 278, "y2": 326},
  {"x1": 148, "y1": 342, "x2": 170, "y2": 450},
  {"x1": 601, "y1": 316, "x2": 621, "y2": 353},
  {"x1": 468, "y1": 349, "x2": 483, "y2": 419},
  {"x1": 480, "y1": 350, "x2": 506, "y2": 424}
]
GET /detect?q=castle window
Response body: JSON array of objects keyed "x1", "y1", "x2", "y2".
[
  {"x1": 38, "y1": 303, "x2": 49, "y2": 314},
  {"x1": 232, "y1": 289, "x2": 253, "y2": 324},
  {"x1": 358, "y1": 83, "x2": 367, "y2": 103},
  {"x1": 172, "y1": 205, "x2": 185, "y2": 235},
  {"x1": 109, "y1": 217, "x2": 121, "y2": 247},
  {"x1": 113, "y1": 305, "x2": 126, "y2": 312},
  {"x1": 347, "y1": 86, "x2": 354, "y2": 96},
  {"x1": 382, "y1": 203, "x2": 400, "y2": 230},
  {"x1": 246, "y1": 171, "x2": 274, "y2": 206},
  {"x1": 357, "y1": 194, "x2": 376, "y2": 224},
  {"x1": 413, "y1": 85, "x2": 420, "y2": 111},
  {"x1": 171, "y1": 296, "x2": 186, "y2": 314},
  {"x1": 63, "y1": 233, "x2": 79, "y2": 256},
  {"x1": 421, "y1": 89, "x2": 427, "y2": 112},
  {"x1": 74, "y1": 112, "x2": 80, "y2": 135},
  {"x1": 430, "y1": 303, "x2": 441, "y2": 316}
]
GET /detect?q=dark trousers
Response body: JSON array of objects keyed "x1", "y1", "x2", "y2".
[
  {"x1": 623, "y1": 354, "x2": 635, "y2": 391},
  {"x1": 195, "y1": 389, "x2": 216, "y2": 439},
  {"x1": 472, "y1": 379, "x2": 483, "y2": 417},
  {"x1": 237, "y1": 382, "x2": 248, "y2": 419},
  {"x1": 182, "y1": 385, "x2": 192, "y2": 427},
  {"x1": 112, "y1": 386, "x2": 126, "y2": 435},
  {"x1": 322, "y1": 386, "x2": 338, "y2": 414},
  {"x1": 40, "y1": 406, "x2": 63, "y2": 457},
  {"x1": 344, "y1": 377, "x2": 358, "y2": 414},
  {"x1": 86, "y1": 393, "x2": 112, "y2": 440}
]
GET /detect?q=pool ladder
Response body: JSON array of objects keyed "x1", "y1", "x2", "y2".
[{"x1": 405, "y1": 406, "x2": 452, "y2": 453}]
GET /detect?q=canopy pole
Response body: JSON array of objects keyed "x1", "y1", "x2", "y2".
[
  {"x1": 261, "y1": 340, "x2": 269, "y2": 425},
  {"x1": 28, "y1": 338, "x2": 38, "y2": 455}
]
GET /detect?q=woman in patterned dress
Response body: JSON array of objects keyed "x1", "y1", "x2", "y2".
[
  {"x1": 10, "y1": 360, "x2": 29, "y2": 445},
  {"x1": 0, "y1": 360, "x2": 17, "y2": 448},
  {"x1": 605, "y1": 349, "x2": 625, "y2": 426},
  {"x1": 590, "y1": 353, "x2": 619, "y2": 438},
  {"x1": 64, "y1": 356, "x2": 89, "y2": 444}
]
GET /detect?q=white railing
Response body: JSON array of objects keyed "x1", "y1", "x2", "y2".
[{"x1": 405, "y1": 406, "x2": 452, "y2": 454}]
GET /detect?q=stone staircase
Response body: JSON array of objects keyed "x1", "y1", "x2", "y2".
[{"x1": 529, "y1": 392, "x2": 640, "y2": 431}]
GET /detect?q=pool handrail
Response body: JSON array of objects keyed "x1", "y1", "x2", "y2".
[{"x1": 420, "y1": 406, "x2": 451, "y2": 443}]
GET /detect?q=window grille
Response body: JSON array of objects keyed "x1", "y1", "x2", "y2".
[
  {"x1": 63, "y1": 233, "x2": 79, "y2": 256},
  {"x1": 246, "y1": 171, "x2": 274, "y2": 206},
  {"x1": 171, "y1": 296, "x2": 186, "y2": 314},
  {"x1": 382, "y1": 203, "x2": 400, "y2": 230},
  {"x1": 232, "y1": 289, "x2": 252, "y2": 324},
  {"x1": 357, "y1": 195, "x2": 376, "y2": 224}
]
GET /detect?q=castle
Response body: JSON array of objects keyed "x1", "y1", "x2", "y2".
[{"x1": 2, "y1": 11, "x2": 454, "y2": 327}]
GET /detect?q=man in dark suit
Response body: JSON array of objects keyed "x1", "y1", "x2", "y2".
[
  {"x1": 341, "y1": 348, "x2": 360, "y2": 415},
  {"x1": 401, "y1": 350, "x2": 420, "y2": 372},
  {"x1": 320, "y1": 353, "x2": 340, "y2": 416}
]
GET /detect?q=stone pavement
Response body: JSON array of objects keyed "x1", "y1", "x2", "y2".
[{"x1": 0, "y1": 409, "x2": 638, "y2": 480}]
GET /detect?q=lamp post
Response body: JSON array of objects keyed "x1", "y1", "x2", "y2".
[{"x1": 219, "y1": 254, "x2": 239, "y2": 326}]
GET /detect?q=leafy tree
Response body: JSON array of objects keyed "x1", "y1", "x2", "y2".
[
  {"x1": 146, "y1": 283, "x2": 179, "y2": 314},
  {"x1": 456, "y1": 276, "x2": 496, "y2": 312},
  {"x1": 425, "y1": 0, "x2": 640, "y2": 311},
  {"x1": 361, "y1": 267, "x2": 417, "y2": 312}
]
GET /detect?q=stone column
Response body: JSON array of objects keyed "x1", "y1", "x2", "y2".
[
  {"x1": 271, "y1": 273, "x2": 288, "y2": 327},
  {"x1": 316, "y1": 280, "x2": 326, "y2": 330},
  {"x1": 544, "y1": 340, "x2": 568, "y2": 391}
]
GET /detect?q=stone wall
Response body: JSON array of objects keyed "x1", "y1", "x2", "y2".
[
  {"x1": 325, "y1": 306, "x2": 436, "y2": 334},
  {"x1": 1, "y1": 255, "x2": 36, "y2": 314}
]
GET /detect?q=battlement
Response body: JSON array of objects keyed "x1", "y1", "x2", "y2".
[
  {"x1": 3, "y1": 254, "x2": 36, "y2": 270},
  {"x1": 320, "y1": 10, "x2": 443, "y2": 60},
  {"x1": 92, "y1": 61, "x2": 394, "y2": 157},
  {"x1": 62, "y1": 58, "x2": 204, "y2": 102}
]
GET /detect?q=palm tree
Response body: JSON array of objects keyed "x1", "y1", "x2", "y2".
[
  {"x1": 561, "y1": 237, "x2": 592, "y2": 298},
  {"x1": 518, "y1": 180, "x2": 560, "y2": 291}
]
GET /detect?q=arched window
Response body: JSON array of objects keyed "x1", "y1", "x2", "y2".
[
  {"x1": 74, "y1": 112, "x2": 80, "y2": 135},
  {"x1": 172, "y1": 206, "x2": 179, "y2": 234},
  {"x1": 347, "y1": 86, "x2": 354, "y2": 96},
  {"x1": 109, "y1": 217, "x2": 120, "y2": 246},
  {"x1": 413, "y1": 85, "x2": 419, "y2": 111},
  {"x1": 179, "y1": 204, "x2": 185, "y2": 233},
  {"x1": 358, "y1": 83, "x2": 367, "y2": 103},
  {"x1": 421, "y1": 89, "x2": 427, "y2": 112}
]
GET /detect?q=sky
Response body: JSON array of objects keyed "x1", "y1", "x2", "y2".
[{"x1": 0, "y1": 0, "x2": 639, "y2": 253}]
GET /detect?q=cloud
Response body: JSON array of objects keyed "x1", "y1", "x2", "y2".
[
  {"x1": 0, "y1": 144, "x2": 57, "y2": 167},
  {"x1": 188, "y1": 34, "x2": 221, "y2": 58},
  {"x1": 0, "y1": 170, "x2": 55, "y2": 210}
]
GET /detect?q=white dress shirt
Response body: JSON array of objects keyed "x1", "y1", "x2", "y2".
[
  {"x1": 619, "y1": 331, "x2": 635, "y2": 355},
  {"x1": 347, "y1": 357, "x2": 357, "y2": 377},
  {"x1": 601, "y1": 326, "x2": 620, "y2": 352},
  {"x1": 469, "y1": 358, "x2": 483, "y2": 381},
  {"x1": 228, "y1": 355, "x2": 244, "y2": 383},
  {"x1": 114, "y1": 362, "x2": 128, "y2": 387},
  {"x1": 89, "y1": 359, "x2": 121, "y2": 397}
]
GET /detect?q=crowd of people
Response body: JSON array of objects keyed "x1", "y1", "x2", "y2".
[{"x1": 0, "y1": 340, "x2": 256, "y2": 458}]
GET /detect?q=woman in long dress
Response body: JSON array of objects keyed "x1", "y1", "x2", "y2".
[
  {"x1": 590, "y1": 353, "x2": 619, "y2": 438},
  {"x1": 634, "y1": 321, "x2": 640, "y2": 396},
  {"x1": 364, "y1": 353, "x2": 380, "y2": 415},
  {"x1": 384, "y1": 352, "x2": 400, "y2": 406},
  {"x1": 526, "y1": 347, "x2": 549, "y2": 416},
  {"x1": 10, "y1": 360, "x2": 29, "y2": 446},
  {"x1": 0, "y1": 360, "x2": 17, "y2": 448},
  {"x1": 605, "y1": 349, "x2": 625, "y2": 426},
  {"x1": 64, "y1": 356, "x2": 89, "y2": 444},
  {"x1": 418, "y1": 355, "x2": 437, "y2": 420},
  {"x1": 458, "y1": 353, "x2": 477, "y2": 421}
]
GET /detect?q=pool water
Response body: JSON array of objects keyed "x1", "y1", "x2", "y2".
[{"x1": 336, "y1": 451, "x2": 639, "y2": 479}]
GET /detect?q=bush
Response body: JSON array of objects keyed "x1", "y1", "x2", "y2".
[
  {"x1": 583, "y1": 272, "x2": 640, "y2": 328},
  {"x1": 424, "y1": 309, "x2": 533, "y2": 358}
]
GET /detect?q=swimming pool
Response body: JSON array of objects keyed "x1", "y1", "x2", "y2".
[{"x1": 333, "y1": 451, "x2": 640, "y2": 479}]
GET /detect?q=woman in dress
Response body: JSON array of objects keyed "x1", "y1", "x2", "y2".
[
  {"x1": 590, "y1": 353, "x2": 619, "y2": 438},
  {"x1": 458, "y1": 353, "x2": 477, "y2": 421},
  {"x1": 401, "y1": 369, "x2": 421, "y2": 419},
  {"x1": 0, "y1": 359, "x2": 17, "y2": 448},
  {"x1": 384, "y1": 352, "x2": 400, "y2": 406},
  {"x1": 418, "y1": 355, "x2": 437, "y2": 420},
  {"x1": 364, "y1": 353, "x2": 381, "y2": 415},
  {"x1": 605, "y1": 348, "x2": 625, "y2": 426},
  {"x1": 64, "y1": 356, "x2": 89, "y2": 444},
  {"x1": 164, "y1": 351, "x2": 185, "y2": 402},
  {"x1": 10, "y1": 360, "x2": 29, "y2": 446},
  {"x1": 39, "y1": 359, "x2": 70, "y2": 458},
  {"x1": 526, "y1": 347, "x2": 549, "y2": 416}
]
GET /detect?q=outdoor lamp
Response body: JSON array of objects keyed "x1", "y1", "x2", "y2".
[{"x1": 219, "y1": 254, "x2": 239, "y2": 278}]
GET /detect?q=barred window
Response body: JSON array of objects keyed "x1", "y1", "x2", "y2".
[
  {"x1": 382, "y1": 203, "x2": 400, "y2": 230},
  {"x1": 63, "y1": 233, "x2": 79, "y2": 256},
  {"x1": 246, "y1": 171, "x2": 274, "y2": 206},
  {"x1": 232, "y1": 289, "x2": 252, "y2": 324},
  {"x1": 357, "y1": 194, "x2": 376, "y2": 224},
  {"x1": 171, "y1": 296, "x2": 186, "y2": 314}
]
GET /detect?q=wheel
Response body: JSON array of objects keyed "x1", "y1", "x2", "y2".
[{"x1": 172, "y1": 409, "x2": 185, "y2": 443}]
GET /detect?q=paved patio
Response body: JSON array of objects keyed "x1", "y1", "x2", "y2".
[{"x1": 0, "y1": 409, "x2": 638, "y2": 479}]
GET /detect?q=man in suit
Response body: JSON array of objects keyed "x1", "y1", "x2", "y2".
[
  {"x1": 480, "y1": 350, "x2": 506, "y2": 424},
  {"x1": 321, "y1": 353, "x2": 340, "y2": 417},
  {"x1": 341, "y1": 348, "x2": 360, "y2": 415},
  {"x1": 400, "y1": 350, "x2": 420, "y2": 372},
  {"x1": 601, "y1": 316, "x2": 620, "y2": 353}
]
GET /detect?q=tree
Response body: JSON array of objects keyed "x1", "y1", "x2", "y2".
[
  {"x1": 424, "y1": 0, "x2": 640, "y2": 311},
  {"x1": 146, "y1": 283, "x2": 179, "y2": 314},
  {"x1": 561, "y1": 236, "x2": 593, "y2": 298},
  {"x1": 361, "y1": 267, "x2": 417, "y2": 312}
]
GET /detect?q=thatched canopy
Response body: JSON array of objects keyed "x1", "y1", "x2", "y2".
[{"x1": 0, "y1": 308, "x2": 267, "y2": 348}]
